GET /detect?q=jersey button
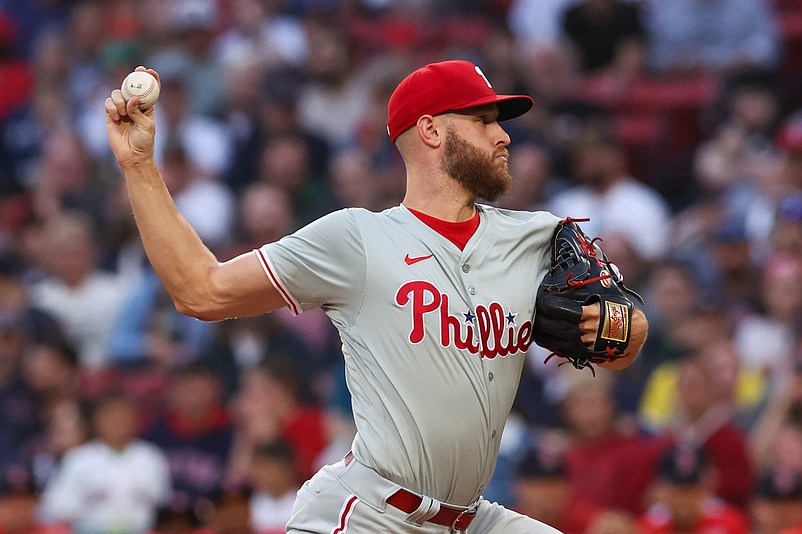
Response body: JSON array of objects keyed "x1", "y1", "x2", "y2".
[
  {"x1": 488, "y1": 372, "x2": 494, "y2": 381},
  {"x1": 468, "y1": 286, "x2": 476, "y2": 295},
  {"x1": 462, "y1": 264, "x2": 470, "y2": 273},
  {"x1": 491, "y1": 429, "x2": 497, "y2": 439}
]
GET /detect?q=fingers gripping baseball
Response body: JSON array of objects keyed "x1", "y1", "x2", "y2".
[{"x1": 105, "y1": 66, "x2": 159, "y2": 168}]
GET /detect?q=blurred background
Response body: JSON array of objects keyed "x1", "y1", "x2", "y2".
[{"x1": 1, "y1": 0, "x2": 802, "y2": 533}]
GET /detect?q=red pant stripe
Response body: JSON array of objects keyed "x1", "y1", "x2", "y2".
[{"x1": 331, "y1": 495, "x2": 358, "y2": 534}]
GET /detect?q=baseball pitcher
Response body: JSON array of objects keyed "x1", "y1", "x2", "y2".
[{"x1": 105, "y1": 60, "x2": 648, "y2": 533}]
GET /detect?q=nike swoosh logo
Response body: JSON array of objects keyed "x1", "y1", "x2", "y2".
[{"x1": 405, "y1": 253, "x2": 434, "y2": 265}]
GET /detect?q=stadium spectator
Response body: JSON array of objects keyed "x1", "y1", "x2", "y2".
[
  {"x1": 638, "y1": 446, "x2": 749, "y2": 533},
  {"x1": 561, "y1": 0, "x2": 647, "y2": 79},
  {"x1": 517, "y1": 42, "x2": 606, "y2": 157},
  {"x1": 228, "y1": 358, "x2": 330, "y2": 485},
  {"x1": 149, "y1": 73, "x2": 233, "y2": 180},
  {"x1": 143, "y1": 362, "x2": 233, "y2": 514},
  {"x1": 0, "y1": 251, "x2": 64, "y2": 347},
  {"x1": 0, "y1": 306, "x2": 38, "y2": 496},
  {"x1": 200, "y1": 489, "x2": 251, "y2": 534},
  {"x1": 639, "y1": 336, "x2": 766, "y2": 434},
  {"x1": 771, "y1": 191, "x2": 802, "y2": 256},
  {"x1": 21, "y1": 338, "x2": 79, "y2": 419},
  {"x1": 0, "y1": 254, "x2": 69, "y2": 482},
  {"x1": 506, "y1": 0, "x2": 575, "y2": 49},
  {"x1": 499, "y1": 140, "x2": 564, "y2": 211},
  {"x1": 0, "y1": 12, "x2": 32, "y2": 124},
  {"x1": 751, "y1": 469, "x2": 802, "y2": 534},
  {"x1": 663, "y1": 354, "x2": 756, "y2": 510},
  {"x1": 560, "y1": 370, "x2": 668, "y2": 518},
  {"x1": 20, "y1": 341, "x2": 84, "y2": 472},
  {"x1": 693, "y1": 76, "x2": 787, "y2": 261},
  {"x1": 38, "y1": 391, "x2": 171, "y2": 534},
  {"x1": 29, "y1": 133, "x2": 107, "y2": 226},
  {"x1": 147, "y1": 506, "x2": 212, "y2": 534},
  {"x1": 0, "y1": 86, "x2": 54, "y2": 198},
  {"x1": 159, "y1": 142, "x2": 235, "y2": 253},
  {"x1": 750, "y1": 368, "x2": 802, "y2": 475},
  {"x1": 28, "y1": 396, "x2": 89, "y2": 492},
  {"x1": 640, "y1": 260, "x2": 705, "y2": 362},
  {"x1": 106, "y1": 266, "x2": 217, "y2": 369},
  {"x1": 149, "y1": 0, "x2": 226, "y2": 118},
  {"x1": 647, "y1": 0, "x2": 780, "y2": 74},
  {"x1": 548, "y1": 131, "x2": 672, "y2": 262},
  {"x1": 694, "y1": 71, "x2": 782, "y2": 193},
  {"x1": 214, "y1": 0, "x2": 309, "y2": 69},
  {"x1": 513, "y1": 442, "x2": 607, "y2": 534},
  {"x1": 224, "y1": 64, "x2": 331, "y2": 196},
  {"x1": 223, "y1": 182, "x2": 294, "y2": 260},
  {"x1": 247, "y1": 440, "x2": 299, "y2": 534},
  {"x1": 256, "y1": 131, "x2": 336, "y2": 227},
  {"x1": 97, "y1": 177, "x2": 150, "y2": 283},
  {"x1": 705, "y1": 217, "x2": 763, "y2": 314},
  {"x1": 197, "y1": 313, "x2": 311, "y2": 399},
  {"x1": 734, "y1": 253, "x2": 802, "y2": 391},
  {"x1": 295, "y1": 23, "x2": 375, "y2": 149},
  {"x1": 328, "y1": 147, "x2": 386, "y2": 212},
  {"x1": 216, "y1": 179, "x2": 342, "y2": 393},
  {"x1": 29, "y1": 211, "x2": 126, "y2": 369}
]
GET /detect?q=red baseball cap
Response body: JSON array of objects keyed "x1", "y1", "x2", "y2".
[{"x1": 387, "y1": 60, "x2": 534, "y2": 142}]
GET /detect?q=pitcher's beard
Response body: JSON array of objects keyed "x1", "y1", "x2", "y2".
[{"x1": 441, "y1": 129, "x2": 512, "y2": 202}]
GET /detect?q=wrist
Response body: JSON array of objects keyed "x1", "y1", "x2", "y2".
[{"x1": 119, "y1": 157, "x2": 158, "y2": 174}]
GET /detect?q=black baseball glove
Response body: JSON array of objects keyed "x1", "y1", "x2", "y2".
[{"x1": 533, "y1": 217, "x2": 643, "y2": 374}]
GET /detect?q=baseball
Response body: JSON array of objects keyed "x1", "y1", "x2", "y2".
[{"x1": 120, "y1": 71, "x2": 160, "y2": 110}]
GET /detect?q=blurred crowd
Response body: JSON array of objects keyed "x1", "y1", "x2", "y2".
[{"x1": 1, "y1": 0, "x2": 802, "y2": 533}]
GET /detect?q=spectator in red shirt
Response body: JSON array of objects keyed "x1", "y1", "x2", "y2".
[
  {"x1": 561, "y1": 370, "x2": 668, "y2": 517},
  {"x1": 512, "y1": 440, "x2": 636, "y2": 534},
  {"x1": 0, "y1": 13, "x2": 32, "y2": 123},
  {"x1": 229, "y1": 358, "x2": 329, "y2": 484},
  {"x1": 639, "y1": 446, "x2": 749, "y2": 534},
  {"x1": 668, "y1": 353, "x2": 756, "y2": 510}
]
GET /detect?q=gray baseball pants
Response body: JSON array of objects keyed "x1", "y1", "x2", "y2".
[{"x1": 285, "y1": 454, "x2": 562, "y2": 534}]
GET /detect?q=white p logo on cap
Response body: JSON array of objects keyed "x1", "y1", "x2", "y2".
[{"x1": 475, "y1": 66, "x2": 492, "y2": 88}]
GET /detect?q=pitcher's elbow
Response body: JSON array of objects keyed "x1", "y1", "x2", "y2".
[
  {"x1": 173, "y1": 297, "x2": 199, "y2": 319},
  {"x1": 172, "y1": 295, "x2": 222, "y2": 322}
]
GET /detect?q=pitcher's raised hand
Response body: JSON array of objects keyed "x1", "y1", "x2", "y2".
[{"x1": 105, "y1": 66, "x2": 160, "y2": 169}]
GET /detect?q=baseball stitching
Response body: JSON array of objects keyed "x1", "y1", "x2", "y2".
[{"x1": 123, "y1": 75, "x2": 156, "y2": 102}]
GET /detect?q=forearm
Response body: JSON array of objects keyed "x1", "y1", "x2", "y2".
[
  {"x1": 121, "y1": 160, "x2": 219, "y2": 316},
  {"x1": 106, "y1": 68, "x2": 287, "y2": 321}
]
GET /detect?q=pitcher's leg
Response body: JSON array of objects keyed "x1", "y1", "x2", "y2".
[
  {"x1": 464, "y1": 499, "x2": 563, "y2": 534},
  {"x1": 286, "y1": 462, "x2": 446, "y2": 534},
  {"x1": 285, "y1": 464, "x2": 355, "y2": 534}
]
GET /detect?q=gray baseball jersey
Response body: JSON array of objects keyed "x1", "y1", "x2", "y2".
[{"x1": 256, "y1": 204, "x2": 560, "y2": 506}]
